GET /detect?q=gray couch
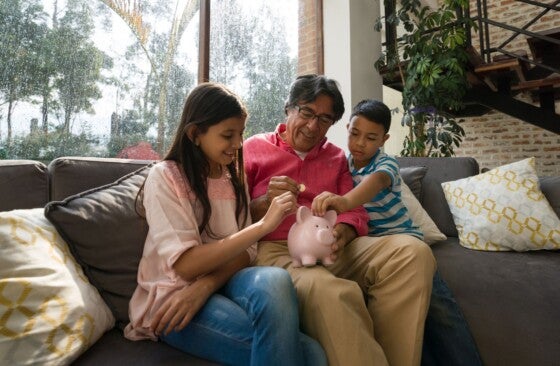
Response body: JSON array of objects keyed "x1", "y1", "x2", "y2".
[{"x1": 1, "y1": 156, "x2": 559, "y2": 366}]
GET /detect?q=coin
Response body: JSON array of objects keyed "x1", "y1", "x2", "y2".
[{"x1": 298, "y1": 183, "x2": 306, "y2": 192}]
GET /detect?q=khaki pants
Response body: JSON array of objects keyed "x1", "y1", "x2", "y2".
[{"x1": 255, "y1": 234, "x2": 436, "y2": 366}]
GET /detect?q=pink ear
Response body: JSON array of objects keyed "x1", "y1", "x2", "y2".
[
  {"x1": 297, "y1": 206, "x2": 312, "y2": 222},
  {"x1": 323, "y1": 210, "x2": 337, "y2": 225}
]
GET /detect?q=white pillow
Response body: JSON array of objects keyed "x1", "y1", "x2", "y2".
[
  {"x1": 441, "y1": 157, "x2": 560, "y2": 251},
  {"x1": 0, "y1": 209, "x2": 115, "y2": 365},
  {"x1": 402, "y1": 182, "x2": 447, "y2": 244}
]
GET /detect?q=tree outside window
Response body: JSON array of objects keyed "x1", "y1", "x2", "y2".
[{"x1": 0, "y1": 0, "x2": 298, "y2": 161}]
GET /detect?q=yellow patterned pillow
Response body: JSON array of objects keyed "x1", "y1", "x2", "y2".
[
  {"x1": 442, "y1": 158, "x2": 560, "y2": 251},
  {"x1": 0, "y1": 209, "x2": 115, "y2": 365}
]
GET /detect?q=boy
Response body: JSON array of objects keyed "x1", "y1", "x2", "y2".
[{"x1": 312, "y1": 99, "x2": 482, "y2": 366}]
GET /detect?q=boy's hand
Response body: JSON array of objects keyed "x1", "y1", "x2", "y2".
[
  {"x1": 329, "y1": 223, "x2": 357, "y2": 262},
  {"x1": 312, "y1": 191, "x2": 349, "y2": 216}
]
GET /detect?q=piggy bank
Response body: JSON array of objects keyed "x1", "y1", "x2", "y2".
[{"x1": 287, "y1": 206, "x2": 337, "y2": 267}]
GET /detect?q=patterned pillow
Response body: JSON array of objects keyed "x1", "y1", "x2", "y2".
[
  {"x1": 442, "y1": 158, "x2": 560, "y2": 251},
  {"x1": 0, "y1": 209, "x2": 114, "y2": 365}
]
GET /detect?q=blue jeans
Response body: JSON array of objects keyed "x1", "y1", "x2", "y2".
[
  {"x1": 422, "y1": 270, "x2": 483, "y2": 366},
  {"x1": 159, "y1": 267, "x2": 326, "y2": 366}
]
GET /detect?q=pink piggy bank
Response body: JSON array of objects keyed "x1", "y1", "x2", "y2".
[{"x1": 287, "y1": 206, "x2": 337, "y2": 268}]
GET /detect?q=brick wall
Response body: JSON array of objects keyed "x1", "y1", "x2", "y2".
[
  {"x1": 455, "y1": 0, "x2": 560, "y2": 176},
  {"x1": 298, "y1": 0, "x2": 320, "y2": 75},
  {"x1": 297, "y1": 1, "x2": 559, "y2": 176}
]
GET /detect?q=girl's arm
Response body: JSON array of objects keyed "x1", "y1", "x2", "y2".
[
  {"x1": 312, "y1": 171, "x2": 391, "y2": 216},
  {"x1": 173, "y1": 191, "x2": 295, "y2": 282},
  {"x1": 152, "y1": 252, "x2": 249, "y2": 335}
]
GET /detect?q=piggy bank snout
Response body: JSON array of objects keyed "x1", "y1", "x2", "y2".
[{"x1": 316, "y1": 229, "x2": 335, "y2": 244}]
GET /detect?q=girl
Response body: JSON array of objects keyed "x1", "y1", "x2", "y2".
[{"x1": 124, "y1": 83, "x2": 326, "y2": 366}]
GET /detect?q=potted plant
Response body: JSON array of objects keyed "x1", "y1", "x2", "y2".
[{"x1": 374, "y1": 0, "x2": 474, "y2": 157}]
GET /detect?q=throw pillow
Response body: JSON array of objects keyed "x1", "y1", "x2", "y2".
[
  {"x1": 400, "y1": 166, "x2": 428, "y2": 201},
  {"x1": 0, "y1": 209, "x2": 114, "y2": 365},
  {"x1": 401, "y1": 182, "x2": 447, "y2": 244},
  {"x1": 44, "y1": 165, "x2": 152, "y2": 328},
  {"x1": 441, "y1": 157, "x2": 560, "y2": 251}
]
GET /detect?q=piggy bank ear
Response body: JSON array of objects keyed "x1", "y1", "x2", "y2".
[
  {"x1": 324, "y1": 210, "x2": 337, "y2": 226},
  {"x1": 297, "y1": 206, "x2": 312, "y2": 222}
]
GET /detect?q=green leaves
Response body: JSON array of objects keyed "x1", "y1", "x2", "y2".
[{"x1": 376, "y1": 0, "x2": 473, "y2": 157}]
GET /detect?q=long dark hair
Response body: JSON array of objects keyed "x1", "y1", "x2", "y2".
[{"x1": 165, "y1": 82, "x2": 249, "y2": 237}]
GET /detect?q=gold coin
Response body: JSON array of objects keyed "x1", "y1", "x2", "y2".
[{"x1": 298, "y1": 184, "x2": 306, "y2": 192}]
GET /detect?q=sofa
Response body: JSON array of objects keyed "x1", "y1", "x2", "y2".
[{"x1": 0, "y1": 156, "x2": 559, "y2": 365}]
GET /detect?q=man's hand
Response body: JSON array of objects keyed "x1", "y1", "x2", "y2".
[
  {"x1": 251, "y1": 176, "x2": 300, "y2": 221},
  {"x1": 151, "y1": 278, "x2": 214, "y2": 336},
  {"x1": 330, "y1": 223, "x2": 358, "y2": 262},
  {"x1": 266, "y1": 176, "x2": 300, "y2": 202}
]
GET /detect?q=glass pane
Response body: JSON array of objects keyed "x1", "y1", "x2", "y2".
[
  {"x1": 0, "y1": 0, "x2": 199, "y2": 161},
  {"x1": 209, "y1": 0, "x2": 298, "y2": 137}
]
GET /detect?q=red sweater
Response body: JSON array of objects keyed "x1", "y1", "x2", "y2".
[{"x1": 244, "y1": 124, "x2": 369, "y2": 241}]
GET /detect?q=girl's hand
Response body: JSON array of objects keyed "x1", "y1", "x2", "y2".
[
  {"x1": 151, "y1": 279, "x2": 213, "y2": 336},
  {"x1": 312, "y1": 191, "x2": 349, "y2": 216},
  {"x1": 260, "y1": 191, "x2": 297, "y2": 233}
]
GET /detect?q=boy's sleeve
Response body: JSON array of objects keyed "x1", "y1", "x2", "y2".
[{"x1": 334, "y1": 156, "x2": 369, "y2": 236}]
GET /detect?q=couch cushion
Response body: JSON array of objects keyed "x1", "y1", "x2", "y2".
[
  {"x1": 0, "y1": 209, "x2": 115, "y2": 365},
  {"x1": 397, "y1": 157, "x2": 480, "y2": 237},
  {"x1": 0, "y1": 160, "x2": 49, "y2": 212},
  {"x1": 44, "y1": 165, "x2": 152, "y2": 328},
  {"x1": 401, "y1": 182, "x2": 446, "y2": 244},
  {"x1": 540, "y1": 176, "x2": 560, "y2": 218},
  {"x1": 73, "y1": 328, "x2": 219, "y2": 365},
  {"x1": 48, "y1": 157, "x2": 153, "y2": 201},
  {"x1": 400, "y1": 166, "x2": 428, "y2": 201},
  {"x1": 441, "y1": 158, "x2": 560, "y2": 251},
  {"x1": 432, "y1": 239, "x2": 560, "y2": 366}
]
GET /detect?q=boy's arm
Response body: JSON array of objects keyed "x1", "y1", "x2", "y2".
[
  {"x1": 344, "y1": 171, "x2": 392, "y2": 208},
  {"x1": 312, "y1": 171, "x2": 392, "y2": 216}
]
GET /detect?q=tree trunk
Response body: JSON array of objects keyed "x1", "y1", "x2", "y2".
[
  {"x1": 42, "y1": 92, "x2": 49, "y2": 134},
  {"x1": 6, "y1": 99, "x2": 14, "y2": 146}
]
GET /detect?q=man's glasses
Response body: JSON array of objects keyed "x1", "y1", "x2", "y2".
[{"x1": 294, "y1": 105, "x2": 335, "y2": 127}]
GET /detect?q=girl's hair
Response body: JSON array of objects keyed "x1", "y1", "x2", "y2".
[{"x1": 165, "y1": 82, "x2": 249, "y2": 237}]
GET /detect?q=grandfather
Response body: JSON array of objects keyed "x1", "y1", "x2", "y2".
[{"x1": 244, "y1": 74, "x2": 436, "y2": 366}]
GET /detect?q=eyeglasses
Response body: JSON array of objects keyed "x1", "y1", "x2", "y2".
[{"x1": 294, "y1": 105, "x2": 335, "y2": 127}]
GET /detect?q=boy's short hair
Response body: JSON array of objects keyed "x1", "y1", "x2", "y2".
[{"x1": 350, "y1": 99, "x2": 391, "y2": 133}]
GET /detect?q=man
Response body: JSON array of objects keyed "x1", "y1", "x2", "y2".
[{"x1": 244, "y1": 74, "x2": 436, "y2": 366}]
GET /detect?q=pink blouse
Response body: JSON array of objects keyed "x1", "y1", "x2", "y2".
[{"x1": 124, "y1": 161, "x2": 255, "y2": 341}]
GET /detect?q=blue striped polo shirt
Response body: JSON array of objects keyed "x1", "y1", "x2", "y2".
[{"x1": 349, "y1": 150, "x2": 423, "y2": 240}]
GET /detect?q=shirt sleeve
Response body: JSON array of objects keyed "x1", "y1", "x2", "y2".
[
  {"x1": 334, "y1": 151, "x2": 369, "y2": 236},
  {"x1": 142, "y1": 164, "x2": 201, "y2": 277},
  {"x1": 375, "y1": 155, "x2": 400, "y2": 189}
]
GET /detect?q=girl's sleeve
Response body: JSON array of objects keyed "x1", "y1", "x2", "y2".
[{"x1": 143, "y1": 165, "x2": 201, "y2": 277}]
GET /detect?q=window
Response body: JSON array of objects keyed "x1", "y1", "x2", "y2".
[{"x1": 0, "y1": 0, "x2": 298, "y2": 161}]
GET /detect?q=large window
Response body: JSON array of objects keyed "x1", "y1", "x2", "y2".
[{"x1": 0, "y1": 0, "x2": 298, "y2": 161}]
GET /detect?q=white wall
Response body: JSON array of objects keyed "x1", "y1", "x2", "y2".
[{"x1": 322, "y1": 0, "x2": 382, "y2": 152}]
